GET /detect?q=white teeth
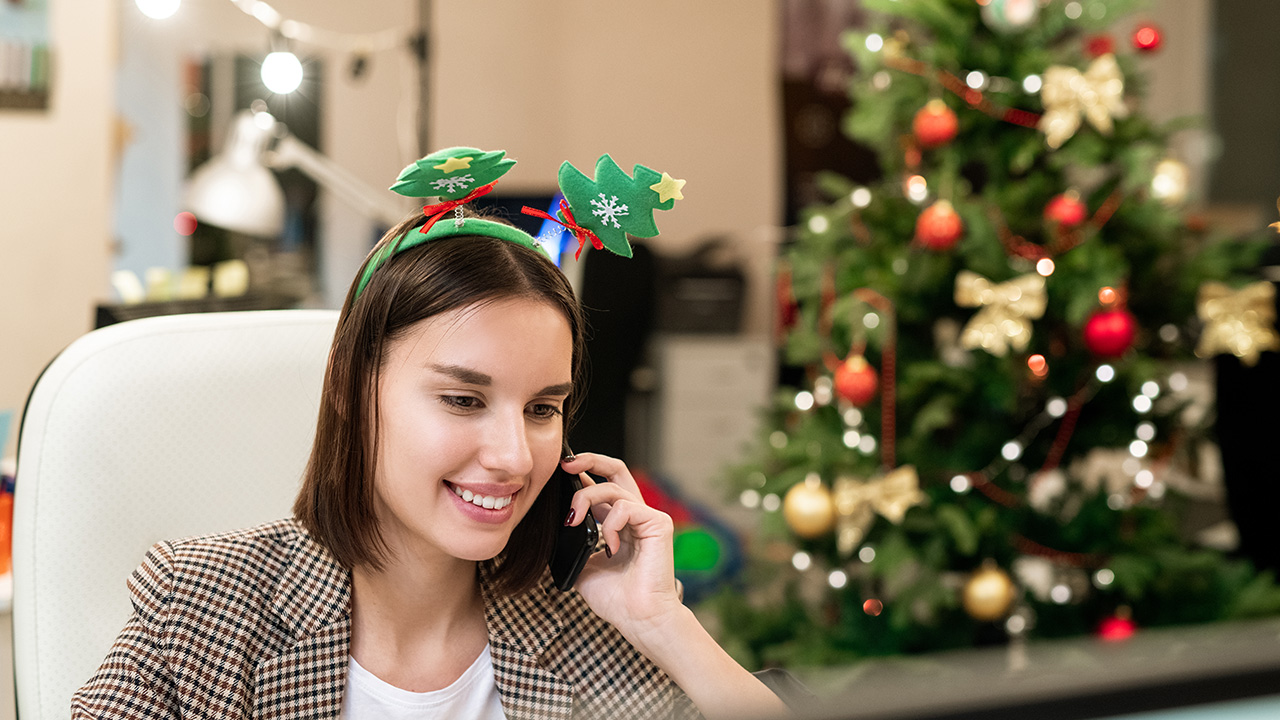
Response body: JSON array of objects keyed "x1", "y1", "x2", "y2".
[{"x1": 450, "y1": 484, "x2": 513, "y2": 510}]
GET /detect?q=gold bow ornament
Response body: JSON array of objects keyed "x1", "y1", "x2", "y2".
[
  {"x1": 833, "y1": 466, "x2": 926, "y2": 556},
  {"x1": 1195, "y1": 281, "x2": 1279, "y2": 367},
  {"x1": 955, "y1": 271, "x2": 1047, "y2": 356},
  {"x1": 1038, "y1": 54, "x2": 1129, "y2": 149}
]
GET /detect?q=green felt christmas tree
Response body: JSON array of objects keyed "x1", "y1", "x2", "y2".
[
  {"x1": 391, "y1": 147, "x2": 516, "y2": 200},
  {"x1": 713, "y1": 0, "x2": 1280, "y2": 671},
  {"x1": 558, "y1": 155, "x2": 683, "y2": 258}
]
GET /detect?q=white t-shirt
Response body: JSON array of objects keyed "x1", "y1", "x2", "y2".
[{"x1": 339, "y1": 644, "x2": 507, "y2": 719}]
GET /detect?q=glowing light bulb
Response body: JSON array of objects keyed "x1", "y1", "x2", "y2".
[
  {"x1": 865, "y1": 34, "x2": 884, "y2": 52},
  {"x1": 1027, "y1": 354, "x2": 1048, "y2": 377},
  {"x1": 1036, "y1": 257, "x2": 1055, "y2": 276},
  {"x1": 858, "y1": 435, "x2": 877, "y2": 455},
  {"x1": 906, "y1": 175, "x2": 929, "y2": 203},
  {"x1": 792, "y1": 551, "x2": 812, "y2": 571},
  {"x1": 262, "y1": 51, "x2": 304, "y2": 94},
  {"x1": 1046, "y1": 397, "x2": 1068, "y2": 417},
  {"x1": 136, "y1": 0, "x2": 180, "y2": 19}
]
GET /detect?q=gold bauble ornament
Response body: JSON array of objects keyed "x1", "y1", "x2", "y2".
[
  {"x1": 962, "y1": 563, "x2": 1017, "y2": 621},
  {"x1": 783, "y1": 479, "x2": 837, "y2": 539}
]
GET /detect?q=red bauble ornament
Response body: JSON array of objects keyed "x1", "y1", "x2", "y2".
[
  {"x1": 1132, "y1": 24, "x2": 1162, "y2": 52},
  {"x1": 1085, "y1": 33, "x2": 1115, "y2": 58},
  {"x1": 1083, "y1": 308, "x2": 1138, "y2": 357},
  {"x1": 912, "y1": 99, "x2": 959, "y2": 149},
  {"x1": 834, "y1": 355, "x2": 878, "y2": 407},
  {"x1": 1045, "y1": 192, "x2": 1087, "y2": 229},
  {"x1": 915, "y1": 200, "x2": 964, "y2": 251},
  {"x1": 1098, "y1": 612, "x2": 1137, "y2": 642}
]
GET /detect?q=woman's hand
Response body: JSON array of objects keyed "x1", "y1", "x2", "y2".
[
  {"x1": 559, "y1": 453, "x2": 684, "y2": 635},
  {"x1": 559, "y1": 453, "x2": 793, "y2": 719}
]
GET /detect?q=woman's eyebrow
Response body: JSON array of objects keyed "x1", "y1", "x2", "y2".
[
  {"x1": 428, "y1": 363, "x2": 491, "y2": 385},
  {"x1": 429, "y1": 364, "x2": 573, "y2": 397},
  {"x1": 538, "y1": 382, "x2": 574, "y2": 397}
]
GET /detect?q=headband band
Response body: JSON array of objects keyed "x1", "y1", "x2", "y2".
[{"x1": 355, "y1": 217, "x2": 549, "y2": 298}]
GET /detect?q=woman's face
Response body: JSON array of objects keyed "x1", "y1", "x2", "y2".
[{"x1": 372, "y1": 297, "x2": 573, "y2": 565}]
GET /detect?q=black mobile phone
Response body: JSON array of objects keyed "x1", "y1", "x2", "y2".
[{"x1": 549, "y1": 466, "x2": 599, "y2": 591}]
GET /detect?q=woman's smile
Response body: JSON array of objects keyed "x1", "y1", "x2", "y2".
[{"x1": 446, "y1": 481, "x2": 518, "y2": 510}]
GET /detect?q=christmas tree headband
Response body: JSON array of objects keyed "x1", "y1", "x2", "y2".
[{"x1": 354, "y1": 146, "x2": 686, "y2": 299}]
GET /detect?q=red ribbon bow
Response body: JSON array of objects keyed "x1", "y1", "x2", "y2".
[
  {"x1": 521, "y1": 199, "x2": 604, "y2": 260},
  {"x1": 418, "y1": 182, "x2": 499, "y2": 235}
]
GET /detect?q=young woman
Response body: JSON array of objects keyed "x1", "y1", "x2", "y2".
[{"x1": 73, "y1": 207, "x2": 789, "y2": 719}]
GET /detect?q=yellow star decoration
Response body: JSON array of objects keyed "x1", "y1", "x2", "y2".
[
  {"x1": 434, "y1": 156, "x2": 473, "y2": 173},
  {"x1": 649, "y1": 172, "x2": 686, "y2": 203}
]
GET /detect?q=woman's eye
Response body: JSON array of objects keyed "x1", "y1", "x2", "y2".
[
  {"x1": 440, "y1": 395, "x2": 480, "y2": 410},
  {"x1": 528, "y1": 404, "x2": 563, "y2": 420}
]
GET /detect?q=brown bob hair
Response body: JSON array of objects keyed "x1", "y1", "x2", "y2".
[{"x1": 293, "y1": 209, "x2": 588, "y2": 596}]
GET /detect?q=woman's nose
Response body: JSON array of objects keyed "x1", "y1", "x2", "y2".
[{"x1": 478, "y1": 410, "x2": 535, "y2": 477}]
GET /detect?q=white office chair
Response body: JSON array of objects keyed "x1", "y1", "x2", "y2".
[{"x1": 12, "y1": 309, "x2": 338, "y2": 720}]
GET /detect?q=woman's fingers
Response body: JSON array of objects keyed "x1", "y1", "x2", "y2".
[
  {"x1": 595, "y1": 498, "x2": 674, "y2": 557},
  {"x1": 561, "y1": 452, "x2": 642, "y2": 496},
  {"x1": 564, "y1": 477, "x2": 640, "y2": 528}
]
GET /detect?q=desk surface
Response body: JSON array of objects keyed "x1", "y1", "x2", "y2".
[{"x1": 793, "y1": 617, "x2": 1280, "y2": 720}]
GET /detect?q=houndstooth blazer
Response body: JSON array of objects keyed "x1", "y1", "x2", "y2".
[{"x1": 72, "y1": 518, "x2": 700, "y2": 719}]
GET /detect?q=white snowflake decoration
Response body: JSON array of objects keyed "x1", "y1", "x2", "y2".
[
  {"x1": 432, "y1": 174, "x2": 475, "y2": 194},
  {"x1": 591, "y1": 193, "x2": 629, "y2": 228}
]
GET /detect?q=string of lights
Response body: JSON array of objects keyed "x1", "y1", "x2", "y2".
[{"x1": 133, "y1": 0, "x2": 417, "y2": 96}]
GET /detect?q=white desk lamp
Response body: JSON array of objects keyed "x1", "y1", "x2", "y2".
[{"x1": 184, "y1": 108, "x2": 405, "y2": 236}]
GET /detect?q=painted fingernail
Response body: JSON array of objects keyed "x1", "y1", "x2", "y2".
[
  {"x1": 604, "y1": 544, "x2": 613, "y2": 559},
  {"x1": 563, "y1": 508, "x2": 576, "y2": 526},
  {"x1": 562, "y1": 454, "x2": 575, "y2": 463}
]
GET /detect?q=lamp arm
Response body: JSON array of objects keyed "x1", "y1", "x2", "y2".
[{"x1": 266, "y1": 135, "x2": 408, "y2": 227}]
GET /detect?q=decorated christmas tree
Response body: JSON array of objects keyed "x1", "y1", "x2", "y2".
[{"x1": 714, "y1": 0, "x2": 1280, "y2": 670}]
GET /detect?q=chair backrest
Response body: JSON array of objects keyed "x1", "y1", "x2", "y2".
[{"x1": 12, "y1": 309, "x2": 339, "y2": 719}]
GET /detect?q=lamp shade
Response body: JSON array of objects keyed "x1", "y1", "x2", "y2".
[{"x1": 184, "y1": 111, "x2": 285, "y2": 237}]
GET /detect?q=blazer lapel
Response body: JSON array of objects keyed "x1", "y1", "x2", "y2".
[
  {"x1": 252, "y1": 525, "x2": 353, "y2": 720},
  {"x1": 480, "y1": 565, "x2": 574, "y2": 720}
]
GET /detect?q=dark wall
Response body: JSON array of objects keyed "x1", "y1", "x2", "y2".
[{"x1": 1209, "y1": 1, "x2": 1280, "y2": 211}]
